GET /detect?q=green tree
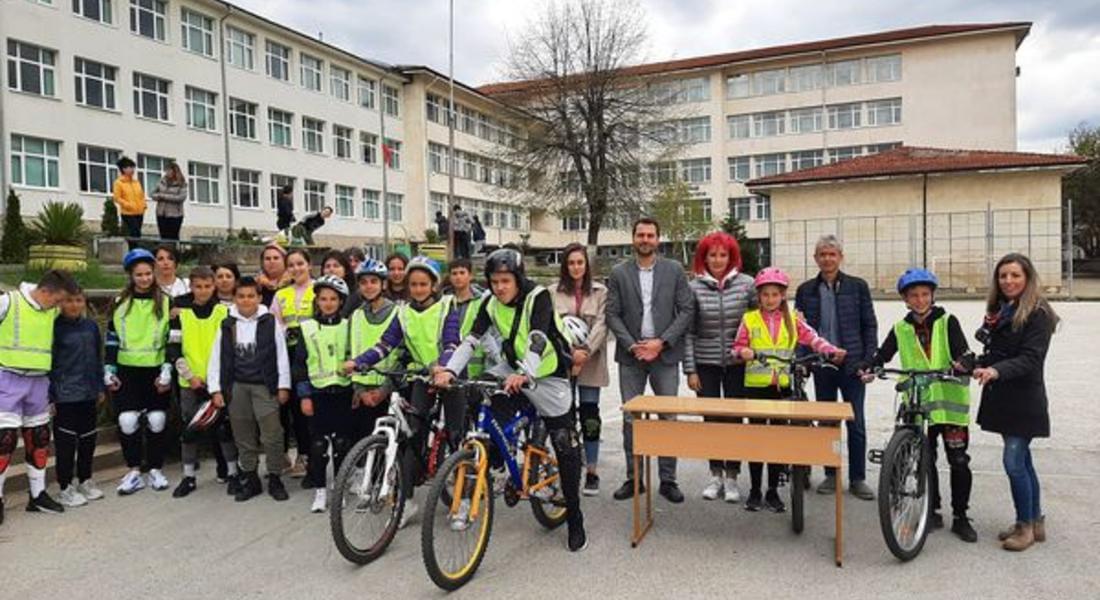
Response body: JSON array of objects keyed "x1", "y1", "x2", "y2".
[
  {"x1": 100, "y1": 198, "x2": 122, "y2": 237},
  {"x1": 1065, "y1": 122, "x2": 1100, "y2": 257},
  {"x1": 651, "y1": 181, "x2": 712, "y2": 264},
  {"x1": 720, "y1": 214, "x2": 762, "y2": 274},
  {"x1": 1, "y1": 190, "x2": 29, "y2": 263}
]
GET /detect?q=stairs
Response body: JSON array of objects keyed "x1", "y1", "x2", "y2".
[{"x1": 4, "y1": 426, "x2": 127, "y2": 494}]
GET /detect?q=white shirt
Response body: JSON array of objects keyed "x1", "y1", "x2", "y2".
[
  {"x1": 638, "y1": 262, "x2": 655, "y2": 339},
  {"x1": 0, "y1": 282, "x2": 42, "y2": 321},
  {"x1": 206, "y1": 304, "x2": 291, "y2": 395},
  {"x1": 160, "y1": 277, "x2": 190, "y2": 299}
]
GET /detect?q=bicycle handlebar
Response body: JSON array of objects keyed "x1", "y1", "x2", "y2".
[
  {"x1": 873, "y1": 366, "x2": 966, "y2": 385},
  {"x1": 755, "y1": 352, "x2": 839, "y2": 371}
]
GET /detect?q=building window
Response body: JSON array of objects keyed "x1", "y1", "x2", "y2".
[
  {"x1": 132, "y1": 72, "x2": 170, "y2": 121},
  {"x1": 269, "y1": 174, "x2": 294, "y2": 209},
  {"x1": 231, "y1": 168, "x2": 260, "y2": 208},
  {"x1": 265, "y1": 41, "x2": 291, "y2": 81},
  {"x1": 334, "y1": 185, "x2": 355, "y2": 217},
  {"x1": 136, "y1": 153, "x2": 172, "y2": 195},
  {"x1": 362, "y1": 189, "x2": 380, "y2": 220},
  {"x1": 866, "y1": 141, "x2": 902, "y2": 155},
  {"x1": 382, "y1": 84, "x2": 400, "y2": 117},
  {"x1": 789, "y1": 107, "x2": 823, "y2": 134},
  {"x1": 753, "y1": 111, "x2": 786, "y2": 138},
  {"x1": 330, "y1": 66, "x2": 351, "y2": 101},
  {"x1": 754, "y1": 153, "x2": 786, "y2": 178},
  {"x1": 827, "y1": 102, "x2": 862, "y2": 130},
  {"x1": 180, "y1": 8, "x2": 215, "y2": 57},
  {"x1": 6, "y1": 40, "x2": 56, "y2": 97},
  {"x1": 650, "y1": 76, "x2": 709, "y2": 104},
  {"x1": 300, "y1": 54, "x2": 323, "y2": 91},
  {"x1": 561, "y1": 212, "x2": 587, "y2": 232},
  {"x1": 730, "y1": 195, "x2": 769, "y2": 222},
  {"x1": 228, "y1": 98, "x2": 257, "y2": 140},
  {"x1": 359, "y1": 132, "x2": 377, "y2": 164},
  {"x1": 680, "y1": 158, "x2": 711, "y2": 184},
  {"x1": 77, "y1": 143, "x2": 121, "y2": 193},
  {"x1": 827, "y1": 146, "x2": 862, "y2": 163},
  {"x1": 727, "y1": 114, "x2": 750, "y2": 139},
  {"x1": 185, "y1": 86, "x2": 217, "y2": 131},
  {"x1": 188, "y1": 161, "x2": 220, "y2": 204},
  {"x1": 9, "y1": 134, "x2": 60, "y2": 188},
  {"x1": 827, "y1": 59, "x2": 861, "y2": 86},
  {"x1": 333, "y1": 125, "x2": 352, "y2": 159},
  {"x1": 730, "y1": 197, "x2": 751, "y2": 222},
  {"x1": 728, "y1": 156, "x2": 750, "y2": 182},
  {"x1": 304, "y1": 179, "x2": 325, "y2": 212},
  {"x1": 225, "y1": 26, "x2": 255, "y2": 70},
  {"x1": 751, "y1": 69, "x2": 786, "y2": 96},
  {"x1": 680, "y1": 198, "x2": 711, "y2": 222},
  {"x1": 73, "y1": 0, "x2": 113, "y2": 24},
  {"x1": 679, "y1": 117, "x2": 711, "y2": 143},
  {"x1": 726, "y1": 74, "x2": 749, "y2": 99},
  {"x1": 426, "y1": 93, "x2": 448, "y2": 125},
  {"x1": 790, "y1": 149, "x2": 824, "y2": 171},
  {"x1": 386, "y1": 193, "x2": 403, "y2": 222},
  {"x1": 268, "y1": 108, "x2": 293, "y2": 147},
  {"x1": 358, "y1": 76, "x2": 376, "y2": 109},
  {"x1": 753, "y1": 195, "x2": 770, "y2": 221},
  {"x1": 866, "y1": 54, "x2": 901, "y2": 83},
  {"x1": 130, "y1": 0, "x2": 167, "y2": 41},
  {"x1": 647, "y1": 161, "x2": 676, "y2": 186},
  {"x1": 74, "y1": 57, "x2": 117, "y2": 110},
  {"x1": 428, "y1": 142, "x2": 447, "y2": 174},
  {"x1": 302, "y1": 117, "x2": 324, "y2": 153},
  {"x1": 867, "y1": 98, "x2": 902, "y2": 126},
  {"x1": 383, "y1": 138, "x2": 401, "y2": 169},
  {"x1": 788, "y1": 64, "x2": 823, "y2": 92}
]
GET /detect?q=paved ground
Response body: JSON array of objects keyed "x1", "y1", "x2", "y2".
[{"x1": 2, "y1": 300, "x2": 1097, "y2": 598}]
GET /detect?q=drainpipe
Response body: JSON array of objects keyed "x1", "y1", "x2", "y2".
[
  {"x1": 0, "y1": 83, "x2": 8, "y2": 215},
  {"x1": 218, "y1": 5, "x2": 234, "y2": 233},
  {"x1": 921, "y1": 172, "x2": 928, "y2": 268}
]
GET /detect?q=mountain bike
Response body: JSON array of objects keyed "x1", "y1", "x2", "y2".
[{"x1": 420, "y1": 377, "x2": 566, "y2": 591}]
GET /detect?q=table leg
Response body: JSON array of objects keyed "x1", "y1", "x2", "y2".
[
  {"x1": 632, "y1": 452, "x2": 641, "y2": 546},
  {"x1": 835, "y1": 459, "x2": 844, "y2": 567}
]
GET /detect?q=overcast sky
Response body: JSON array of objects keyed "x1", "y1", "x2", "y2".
[{"x1": 233, "y1": 0, "x2": 1100, "y2": 152}]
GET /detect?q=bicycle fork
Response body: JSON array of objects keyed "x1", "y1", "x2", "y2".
[
  {"x1": 451, "y1": 439, "x2": 490, "y2": 521},
  {"x1": 360, "y1": 417, "x2": 401, "y2": 500}
]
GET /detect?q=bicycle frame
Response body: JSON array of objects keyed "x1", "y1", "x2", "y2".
[{"x1": 357, "y1": 402, "x2": 411, "y2": 501}]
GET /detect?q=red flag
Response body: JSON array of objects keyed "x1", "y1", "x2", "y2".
[{"x1": 382, "y1": 143, "x2": 393, "y2": 167}]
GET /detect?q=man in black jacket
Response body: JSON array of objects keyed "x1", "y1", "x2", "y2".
[{"x1": 794, "y1": 235, "x2": 878, "y2": 500}]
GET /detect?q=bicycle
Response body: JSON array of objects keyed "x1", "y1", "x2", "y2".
[
  {"x1": 329, "y1": 368, "x2": 464, "y2": 565},
  {"x1": 867, "y1": 365, "x2": 967, "y2": 561},
  {"x1": 420, "y1": 376, "x2": 567, "y2": 591}
]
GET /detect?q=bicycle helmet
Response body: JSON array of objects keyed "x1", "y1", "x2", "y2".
[
  {"x1": 355, "y1": 257, "x2": 388, "y2": 281},
  {"x1": 405, "y1": 255, "x2": 441, "y2": 282},
  {"x1": 484, "y1": 248, "x2": 525, "y2": 284},
  {"x1": 753, "y1": 267, "x2": 790, "y2": 290},
  {"x1": 186, "y1": 400, "x2": 221, "y2": 433},
  {"x1": 562, "y1": 315, "x2": 590, "y2": 347},
  {"x1": 313, "y1": 274, "x2": 349, "y2": 299},
  {"x1": 896, "y1": 268, "x2": 939, "y2": 295},
  {"x1": 122, "y1": 248, "x2": 156, "y2": 271}
]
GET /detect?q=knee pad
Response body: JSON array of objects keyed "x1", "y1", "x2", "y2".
[
  {"x1": 0, "y1": 428, "x2": 18, "y2": 472},
  {"x1": 146, "y1": 410, "x2": 167, "y2": 434},
  {"x1": 549, "y1": 425, "x2": 580, "y2": 454},
  {"x1": 118, "y1": 411, "x2": 142, "y2": 435},
  {"x1": 947, "y1": 449, "x2": 971, "y2": 469},
  {"x1": 22, "y1": 424, "x2": 51, "y2": 469},
  {"x1": 578, "y1": 403, "x2": 601, "y2": 443}
]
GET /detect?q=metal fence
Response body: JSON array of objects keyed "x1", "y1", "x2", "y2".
[{"x1": 770, "y1": 206, "x2": 1066, "y2": 291}]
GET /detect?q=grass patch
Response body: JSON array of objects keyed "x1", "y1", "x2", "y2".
[{"x1": 0, "y1": 259, "x2": 128, "y2": 290}]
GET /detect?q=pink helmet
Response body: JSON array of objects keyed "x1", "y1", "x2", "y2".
[{"x1": 753, "y1": 267, "x2": 790, "y2": 289}]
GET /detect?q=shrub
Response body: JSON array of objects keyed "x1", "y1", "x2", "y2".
[
  {"x1": 31, "y1": 201, "x2": 88, "y2": 246},
  {"x1": 1, "y1": 189, "x2": 29, "y2": 263},
  {"x1": 101, "y1": 197, "x2": 122, "y2": 236}
]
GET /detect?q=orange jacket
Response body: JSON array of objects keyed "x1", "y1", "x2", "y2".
[{"x1": 113, "y1": 176, "x2": 146, "y2": 216}]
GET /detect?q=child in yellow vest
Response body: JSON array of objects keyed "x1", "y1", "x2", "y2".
[
  {"x1": 272, "y1": 248, "x2": 314, "y2": 478},
  {"x1": 733, "y1": 267, "x2": 844, "y2": 513}
]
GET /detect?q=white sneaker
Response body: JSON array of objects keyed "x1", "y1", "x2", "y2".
[
  {"x1": 311, "y1": 488, "x2": 327, "y2": 513},
  {"x1": 399, "y1": 501, "x2": 419, "y2": 529},
  {"x1": 58, "y1": 486, "x2": 88, "y2": 507},
  {"x1": 117, "y1": 470, "x2": 145, "y2": 495},
  {"x1": 723, "y1": 477, "x2": 741, "y2": 503},
  {"x1": 449, "y1": 499, "x2": 471, "y2": 532},
  {"x1": 701, "y1": 476, "x2": 723, "y2": 500},
  {"x1": 148, "y1": 469, "x2": 170, "y2": 491},
  {"x1": 77, "y1": 480, "x2": 105, "y2": 501}
]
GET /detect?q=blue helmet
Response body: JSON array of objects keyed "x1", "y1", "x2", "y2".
[
  {"x1": 355, "y1": 257, "x2": 388, "y2": 281},
  {"x1": 897, "y1": 268, "x2": 939, "y2": 294},
  {"x1": 122, "y1": 248, "x2": 156, "y2": 271},
  {"x1": 406, "y1": 255, "x2": 441, "y2": 282}
]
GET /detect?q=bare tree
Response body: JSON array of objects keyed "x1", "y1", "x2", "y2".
[{"x1": 487, "y1": 0, "x2": 686, "y2": 247}]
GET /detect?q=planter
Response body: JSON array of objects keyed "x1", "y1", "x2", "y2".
[
  {"x1": 96, "y1": 237, "x2": 128, "y2": 266},
  {"x1": 27, "y1": 244, "x2": 88, "y2": 272}
]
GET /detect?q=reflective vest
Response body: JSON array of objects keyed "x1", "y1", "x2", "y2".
[
  {"x1": 397, "y1": 296, "x2": 452, "y2": 370},
  {"x1": 178, "y1": 303, "x2": 229, "y2": 386},
  {"x1": 350, "y1": 303, "x2": 398, "y2": 386},
  {"x1": 742, "y1": 308, "x2": 796, "y2": 389},
  {"x1": 0, "y1": 290, "x2": 57, "y2": 372},
  {"x1": 894, "y1": 316, "x2": 971, "y2": 426},
  {"x1": 113, "y1": 296, "x2": 170, "y2": 367},
  {"x1": 485, "y1": 286, "x2": 561, "y2": 379},
  {"x1": 274, "y1": 284, "x2": 315, "y2": 341},
  {"x1": 453, "y1": 294, "x2": 485, "y2": 377},
  {"x1": 300, "y1": 318, "x2": 351, "y2": 389}
]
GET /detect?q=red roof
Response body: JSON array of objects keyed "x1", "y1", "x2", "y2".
[
  {"x1": 747, "y1": 146, "x2": 1088, "y2": 187},
  {"x1": 478, "y1": 22, "x2": 1030, "y2": 96}
]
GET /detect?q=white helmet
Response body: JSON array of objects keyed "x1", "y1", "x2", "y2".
[
  {"x1": 562, "y1": 315, "x2": 589, "y2": 347},
  {"x1": 406, "y1": 255, "x2": 441, "y2": 282},
  {"x1": 313, "y1": 274, "x2": 349, "y2": 299}
]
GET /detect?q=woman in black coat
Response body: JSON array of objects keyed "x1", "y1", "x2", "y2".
[{"x1": 972, "y1": 253, "x2": 1058, "y2": 552}]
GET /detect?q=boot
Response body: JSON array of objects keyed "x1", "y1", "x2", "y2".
[
  {"x1": 267, "y1": 474, "x2": 289, "y2": 501},
  {"x1": 1033, "y1": 516, "x2": 1046, "y2": 543},
  {"x1": 567, "y1": 513, "x2": 588, "y2": 552},
  {"x1": 997, "y1": 522, "x2": 1022, "y2": 541},
  {"x1": 1002, "y1": 523, "x2": 1034, "y2": 551},
  {"x1": 951, "y1": 515, "x2": 978, "y2": 543}
]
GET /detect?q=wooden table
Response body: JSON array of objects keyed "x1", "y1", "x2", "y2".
[{"x1": 623, "y1": 395, "x2": 854, "y2": 566}]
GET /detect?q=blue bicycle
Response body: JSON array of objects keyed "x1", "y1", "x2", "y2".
[{"x1": 420, "y1": 377, "x2": 566, "y2": 591}]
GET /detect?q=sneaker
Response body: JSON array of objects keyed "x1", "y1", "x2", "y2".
[
  {"x1": 849, "y1": 480, "x2": 875, "y2": 501},
  {"x1": 287, "y1": 455, "x2": 308, "y2": 478},
  {"x1": 816, "y1": 475, "x2": 836, "y2": 495},
  {"x1": 311, "y1": 488, "x2": 327, "y2": 513},
  {"x1": 449, "y1": 499, "x2": 470, "y2": 532},
  {"x1": 227, "y1": 476, "x2": 242, "y2": 497},
  {"x1": 745, "y1": 489, "x2": 763, "y2": 512},
  {"x1": 567, "y1": 521, "x2": 588, "y2": 552},
  {"x1": 58, "y1": 486, "x2": 88, "y2": 507},
  {"x1": 148, "y1": 469, "x2": 170, "y2": 491},
  {"x1": 235, "y1": 472, "x2": 262, "y2": 502},
  {"x1": 952, "y1": 516, "x2": 978, "y2": 543},
  {"x1": 267, "y1": 475, "x2": 289, "y2": 502},
  {"x1": 26, "y1": 490, "x2": 65, "y2": 514},
  {"x1": 76, "y1": 480, "x2": 104, "y2": 501},
  {"x1": 612, "y1": 479, "x2": 644, "y2": 501},
  {"x1": 117, "y1": 470, "x2": 145, "y2": 496},
  {"x1": 582, "y1": 473, "x2": 600, "y2": 497},
  {"x1": 215, "y1": 461, "x2": 229, "y2": 484},
  {"x1": 723, "y1": 478, "x2": 741, "y2": 503},
  {"x1": 400, "y1": 500, "x2": 420, "y2": 529},
  {"x1": 658, "y1": 482, "x2": 684, "y2": 504},
  {"x1": 172, "y1": 477, "x2": 197, "y2": 499},
  {"x1": 701, "y1": 476, "x2": 723, "y2": 501},
  {"x1": 764, "y1": 489, "x2": 786, "y2": 513},
  {"x1": 930, "y1": 511, "x2": 945, "y2": 530}
]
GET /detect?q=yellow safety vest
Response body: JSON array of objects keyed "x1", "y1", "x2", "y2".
[
  {"x1": 275, "y1": 284, "x2": 315, "y2": 336},
  {"x1": 178, "y1": 303, "x2": 229, "y2": 386},
  {"x1": 350, "y1": 304, "x2": 398, "y2": 386},
  {"x1": 742, "y1": 308, "x2": 797, "y2": 389},
  {"x1": 0, "y1": 290, "x2": 57, "y2": 372},
  {"x1": 300, "y1": 318, "x2": 352, "y2": 389},
  {"x1": 114, "y1": 296, "x2": 170, "y2": 367}
]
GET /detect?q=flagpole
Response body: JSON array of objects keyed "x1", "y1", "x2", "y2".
[
  {"x1": 446, "y1": 0, "x2": 456, "y2": 262},
  {"x1": 380, "y1": 83, "x2": 389, "y2": 256}
]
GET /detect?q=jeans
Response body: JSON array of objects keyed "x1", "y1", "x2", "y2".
[
  {"x1": 695, "y1": 364, "x2": 744, "y2": 476},
  {"x1": 573, "y1": 384, "x2": 601, "y2": 468},
  {"x1": 121, "y1": 215, "x2": 143, "y2": 249},
  {"x1": 619, "y1": 361, "x2": 679, "y2": 483},
  {"x1": 814, "y1": 368, "x2": 867, "y2": 482},
  {"x1": 1002, "y1": 435, "x2": 1042, "y2": 523}
]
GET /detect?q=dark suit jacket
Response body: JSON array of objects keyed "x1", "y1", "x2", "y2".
[{"x1": 605, "y1": 256, "x2": 694, "y2": 366}]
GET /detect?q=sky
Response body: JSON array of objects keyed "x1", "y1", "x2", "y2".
[{"x1": 231, "y1": 0, "x2": 1100, "y2": 153}]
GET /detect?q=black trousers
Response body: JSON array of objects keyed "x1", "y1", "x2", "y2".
[
  {"x1": 307, "y1": 386, "x2": 355, "y2": 486},
  {"x1": 929, "y1": 424, "x2": 973, "y2": 517},
  {"x1": 122, "y1": 215, "x2": 143, "y2": 249},
  {"x1": 696, "y1": 364, "x2": 745, "y2": 475},
  {"x1": 156, "y1": 215, "x2": 182, "y2": 241},
  {"x1": 745, "y1": 385, "x2": 791, "y2": 492},
  {"x1": 400, "y1": 381, "x2": 467, "y2": 498},
  {"x1": 53, "y1": 401, "x2": 98, "y2": 487},
  {"x1": 281, "y1": 386, "x2": 311, "y2": 458}
]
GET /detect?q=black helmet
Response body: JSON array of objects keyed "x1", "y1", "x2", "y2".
[{"x1": 484, "y1": 248, "x2": 525, "y2": 285}]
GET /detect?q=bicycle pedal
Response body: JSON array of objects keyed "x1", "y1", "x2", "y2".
[{"x1": 868, "y1": 449, "x2": 884, "y2": 464}]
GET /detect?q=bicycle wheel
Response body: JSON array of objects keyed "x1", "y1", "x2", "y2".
[
  {"x1": 877, "y1": 428, "x2": 932, "y2": 561},
  {"x1": 528, "y1": 445, "x2": 567, "y2": 530},
  {"x1": 790, "y1": 465, "x2": 806, "y2": 534},
  {"x1": 330, "y1": 434, "x2": 404, "y2": 565},
  {"x1": 421, "y1": 442, "x2": 494, "y2": 591}
]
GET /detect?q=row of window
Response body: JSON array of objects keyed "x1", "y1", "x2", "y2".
[
  {"x1": 648, "y1": 117, "x2": 712, "y2": 145},
  {"x1": 429, "y1": 192, "x2": 526, "y2": 231},
  {"x1": 727, "y1": 98, "x2": 902, "y2": 139},
  {"x1": 425, "y1": 94, "x2": 522, "y2": 149},
  {"x1": 560, "y1": 198, "x2": 713, "y2": 232},
  {"x1": 427, "y1": 143, "x2": 519, "y2": 188},
  {"x1": 728, "y1": 142, "x2": 901, "y2": 181},
  {"x1": 726, "y1": 54, "x2": 901, "y2": 99}
]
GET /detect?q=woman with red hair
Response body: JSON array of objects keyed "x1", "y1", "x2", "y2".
[{"x1": 684, "y1": 232, "x2": 757, "y2": 503}]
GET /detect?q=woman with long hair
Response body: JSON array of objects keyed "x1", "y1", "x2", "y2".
[
  {"x1": 551, "y1": 243, "x2": 609, "y2": 496},
  {"x1": 154, "y1": 245, "x2": 189, "y2": 298},
  {"x1": 272, "y1": 249, "x2": 315, "y2": 480},
  {"x1": 972, "y1": 253, "x2": 1059, "y2": 552},
  {"x1": 153, "y1": 162, "x2": 187, "y2": 241},
  {"x1": 384, "y1": 252, "x2": 409, "y2": 302}
]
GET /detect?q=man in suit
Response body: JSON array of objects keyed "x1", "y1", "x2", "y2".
[{"x1": 606, "y1": 217, "x2": 694, "y2": 503}]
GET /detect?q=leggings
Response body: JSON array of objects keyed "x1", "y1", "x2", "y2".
[
  {"x1": 53, "y1": 401, "x2": 98, "y2": 487},
  {"x1": 307, "y1": 386, "x2": 354, "y2": 487},
  {"x1": 745, "y1": 384, "x2": 792, "y2": 492}
]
